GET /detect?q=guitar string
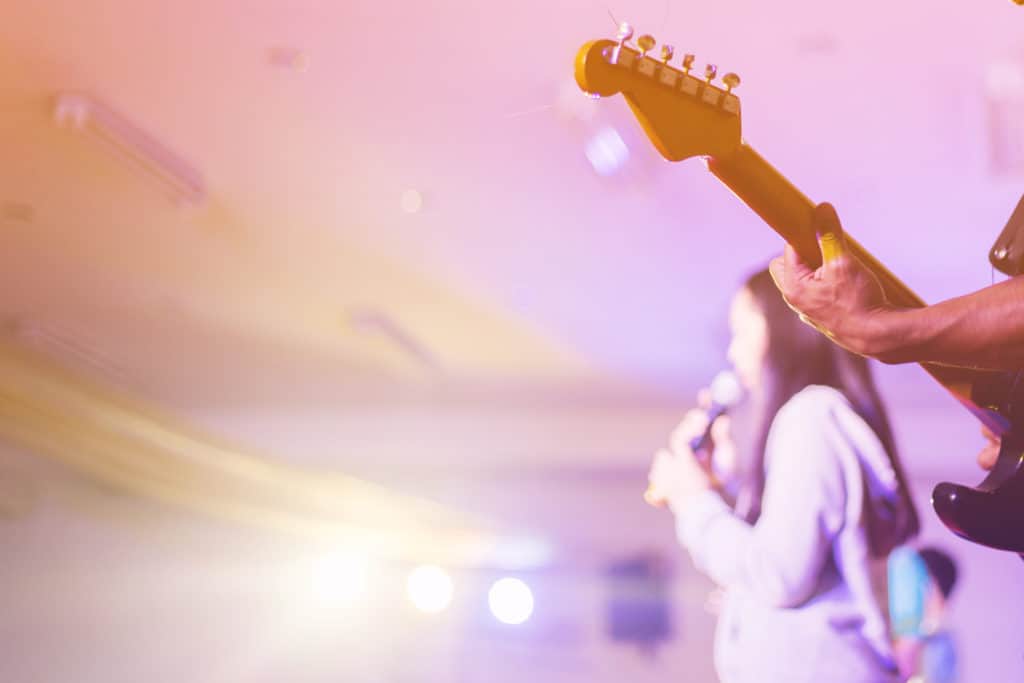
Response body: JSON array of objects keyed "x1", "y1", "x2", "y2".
[
  {"x1": 503, "y1": 2, "x2": 673, "y2": 121},
  {"x1": 503, "y1": 0, "x2": 680, "y2": 120},
  {"x1": 503, "y1": 5, "x2": 621, "y2": 121},
  {"x1": 502, "y1": 104, "x2": 556, "y2": 120}
]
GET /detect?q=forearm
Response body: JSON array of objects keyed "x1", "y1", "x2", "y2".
[
  {"x1": 676, "y1": 489, "x2": 827, "y2": 607},
  {"x1": 862, "y1": 277, "x2": 1024, "y2": 370},
  {"x1": 675, "y1": 491, "x2": 750, "y2": 588}
]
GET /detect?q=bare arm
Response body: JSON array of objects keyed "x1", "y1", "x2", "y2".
[
  {"x1": 871, "y1": 277, "x2": 1024, "y2": 369},
  {"x1": 769, "y1": 203, "x2": 1024, "y2": 371}
]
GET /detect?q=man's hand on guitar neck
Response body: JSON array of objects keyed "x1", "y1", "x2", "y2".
[
  {"x1": 770, "y1": 202, "x2": 1024, "y2": 371},
  {"x1": 767, "y1": 203, "x2": 903, "y2": 361}
]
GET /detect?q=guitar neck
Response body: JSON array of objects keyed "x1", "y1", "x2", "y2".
[
  {"x1": 706, "y1": 143, "x2": 924, "y2": 307},
  {"x1": 705, "y1": 142, "x2": 1003, "y2": 427}
]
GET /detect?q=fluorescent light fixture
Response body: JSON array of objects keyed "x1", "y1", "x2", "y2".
[
  {"x1": 54, "y1": 92, "x2": 207, "y2": 206},
  {"x1": 2, "y1": 317, "x2": 133, "y2": 387}
]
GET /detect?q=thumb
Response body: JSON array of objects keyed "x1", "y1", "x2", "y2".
[
  {"x1": 813, "y1": 202, "x2": 847, "y2": 266},
  {"x1": 768, "y1": 253, "x2": 787, "y2": 291}
]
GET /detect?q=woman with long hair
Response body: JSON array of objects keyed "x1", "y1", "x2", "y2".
[{"x1": 647, "y1": 268, "x2": 919, "y2": 682}]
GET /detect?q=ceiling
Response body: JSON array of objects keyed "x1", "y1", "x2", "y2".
[{"x1": 1, "y1": 0, "x2": 1023, "y2": 560}]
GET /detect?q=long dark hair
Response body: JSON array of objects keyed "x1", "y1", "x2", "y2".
[{"x1": 736, "y1": 269, "x2": 918, "y2": 557}]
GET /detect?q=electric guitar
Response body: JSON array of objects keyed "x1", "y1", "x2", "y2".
[{"x1": 575, "y1": 25, "x2": 1024, "y2": 556}]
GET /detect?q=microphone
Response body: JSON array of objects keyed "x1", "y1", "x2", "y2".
[
  {"x1": 688, "y1": 370, "x2": 743, "y2": 458},
  {"x1": 644, "y1": 370, "x2": 743, "y2": 508}
]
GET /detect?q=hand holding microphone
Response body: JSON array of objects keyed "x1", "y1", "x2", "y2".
[
  {"x1": 645, "y1": 370, "x2": 743, "y2": 508},
  {"x1": 683, "y1": 370, "x2": 742, "y2": 460}
]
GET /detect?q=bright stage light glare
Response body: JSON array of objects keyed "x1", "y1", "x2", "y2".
[
  {"x1": 406, "y1": 565, "x2": 454, "y2": 614},
  {"x1": 488, "y1": 577, "x2": 534, "y2": 625},
  {"x1": 307, "y1": 550, "x2": 370, "y2": 605},
  {"x1": 584, "y1": 126, "x2": 629, "y2": 176}
]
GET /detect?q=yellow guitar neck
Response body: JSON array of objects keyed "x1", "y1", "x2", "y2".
[{"x1": 706, "y1": 144, "x2": 925, "y2": 308}]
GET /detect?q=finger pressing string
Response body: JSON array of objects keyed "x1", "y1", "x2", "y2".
[
  {"x1": 813, "y1": 202, "x2": 846, "y2": 265},
  {"x1": 818, "y1": 231, "x2": 845, "y2": 264}
]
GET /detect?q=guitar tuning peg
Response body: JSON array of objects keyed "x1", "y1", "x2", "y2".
[
  {"x1": 636, "y1": 34, "x2": 656, "y2": 57},
  {"x1": 704, "y1": 64, "x2": 718, "y2": 83},
  {"x1": 722, "y1": 72, "x2": 741, "y2": 93},
  {"x1": 681, "y1": 54, "x2": 695, "y2": 75},
  {"x1": 611, "y1": 22, "x2": 634, "y2": 65},
  {"x1": 660, "y1": 45, "x2": 675, "y2": 64}
]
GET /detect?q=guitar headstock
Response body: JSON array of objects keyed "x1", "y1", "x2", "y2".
[{"x1": 575, "y1": 24, "x2": 742, "y2": 162}]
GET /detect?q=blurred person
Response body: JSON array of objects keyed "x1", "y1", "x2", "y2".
[
  {"x1": 647, "y1": 267, "x2": 919, "y2": 683},
  {"x1": 888, "y1": 546, "x2": 959, "y2": 683}
]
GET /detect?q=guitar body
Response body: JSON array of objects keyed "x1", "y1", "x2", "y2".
[
  {"x1": 576, "y1": 30, "x2": 1024, "y2": 555},
  {"x1": 933, "y1": 371, "x2": 1024, "y2": 553}
]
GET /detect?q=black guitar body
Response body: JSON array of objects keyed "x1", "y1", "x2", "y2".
[{"x1": 932, "y1": 371, "x2": 1024, "y2": 556}]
